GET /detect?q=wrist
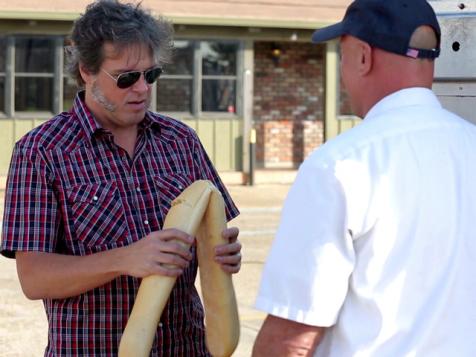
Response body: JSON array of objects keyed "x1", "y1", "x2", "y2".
[{"x1": 103, "y1": 244, "x2": 130, "y2": 277}]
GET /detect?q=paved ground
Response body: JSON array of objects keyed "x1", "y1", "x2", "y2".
[
  {"x1": 0, "y1": 182, "x2": 292, "y2": 356},
  {"x1": 226, "y1": 184, "x2": 290, "y2": 356}
]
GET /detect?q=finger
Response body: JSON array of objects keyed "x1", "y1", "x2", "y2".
[
  {"x1": 215, "y1": 252, "x2": 241, "y2": 266},
  {"x1": 152, "y1": 263, "x2": 186, "y2": 278},
  {"x1": 218, "y1": 260, "x2": 241, "y2": 274},
  {"x1": 221, "y1": 226, "x2": 239, "y2": 243},
  {"x1": 154, "y1": 252, "x2": 192, "y2": 270},
  {"x1": 215, "y1": 241, "x2": 242, "y2": 256},
  {"x1": 150, "y1": 228, "x2": 195, "y2": 245},
  {"x1": 159, "y1": 240, "x2": 195, "y2": 260}
]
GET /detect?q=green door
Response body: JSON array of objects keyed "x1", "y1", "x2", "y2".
[
  {"x1": 324, "y1": 40, "x2": 360, "y2": 141},
  {"x1": 182, "y1": 117, "x2": 243, "y2": 171}
]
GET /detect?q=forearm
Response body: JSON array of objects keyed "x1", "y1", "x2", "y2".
[
  {"x1": 253, "y1": 315, "x2": 326, "y2": 357},
  {"x1": 16, "y1": 248, "x2": 128, "y2": 300}
]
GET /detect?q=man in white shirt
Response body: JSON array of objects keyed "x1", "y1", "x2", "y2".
[{"x1": 253, "y1": 0, "x2": 476, "y2": 356}]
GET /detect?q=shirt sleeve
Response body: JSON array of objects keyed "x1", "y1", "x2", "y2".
[
  {"x1": 255, "y1": 160, "x2": 355, "y2": 327},
  {"x1": 189, "y1": 130, "x2": 239, "y2": 222},
  {"x1": 1, "y1": 144, "x2": 60, "y2": 258}
]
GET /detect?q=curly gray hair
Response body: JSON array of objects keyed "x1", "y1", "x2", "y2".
[{"x1": 66, "y1": 0, "x2": 174, "y2": 86}]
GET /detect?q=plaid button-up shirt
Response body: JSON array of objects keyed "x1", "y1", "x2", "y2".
[{"x1": 1, "y1": 92, "x2": 239, "y2": 356}]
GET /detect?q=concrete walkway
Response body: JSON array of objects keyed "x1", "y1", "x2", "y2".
[{"x1": 225, "y1": 183, "x2": 291, "y2": 356}]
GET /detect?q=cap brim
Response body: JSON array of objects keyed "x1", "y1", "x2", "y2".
[{"x1": 311, "y1": 22, "x2": 345, "y2": 43}]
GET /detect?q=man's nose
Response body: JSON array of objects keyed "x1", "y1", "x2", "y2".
[{"x1": 132, "y1": 73, "x2": 149, "y2": 92}]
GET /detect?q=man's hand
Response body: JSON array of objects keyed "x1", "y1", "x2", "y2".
[
  {"x1": 15, "y1": 232, "x2": 197, "y2": 300},
  {"x1": 122, "y1": 228, "x2": 195, "y2": 278},
  {"x1": 213, "y1": 226, "x2": 242, "y2": 274}
]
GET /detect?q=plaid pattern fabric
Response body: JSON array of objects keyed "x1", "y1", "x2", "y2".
[{"x1": 1, "y1": 92, "x2": 239, "y2": 356}]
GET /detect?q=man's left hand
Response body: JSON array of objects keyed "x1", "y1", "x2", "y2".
[{"x1": 214, "y1": 227, "x2": 241, "y2": 274}]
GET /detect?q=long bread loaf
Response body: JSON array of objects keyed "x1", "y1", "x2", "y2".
[
  {"x1": 118, "y1": 180, "x2": 239, "y2": 357},
  {"x1": 197, "y1": 187, "x2": 240, "y2": 357}
]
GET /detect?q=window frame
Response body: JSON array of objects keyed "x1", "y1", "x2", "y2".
[
  {"x1": 0, "y1": 33, "x2": 66, "y2": 119},
  {"x1": 156, "y1": 38, "x2": 243, "y2": 118},
  {"x1": 0, "y1": 34, "x2": 65, "y2": 118},
  {"x1": 0, "y1": 34, "x2": 244, "y2": 119}
]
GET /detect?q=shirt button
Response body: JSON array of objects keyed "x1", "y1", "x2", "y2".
[
  {"x1": 136, "y1": 187, "x2": 141, "y2": 193},
  {"x1": 93, "y1": 196, "x2": 98, "y2": 201},
  {"x1": 158, "y1": 322, "x2": 163, "y2": 327},
  {"x1": 144, "y1": 220, "x2": 149, "y2": 225},
  {"x1": 177, "y1": 184, "x2": 183, "y2": 190}
]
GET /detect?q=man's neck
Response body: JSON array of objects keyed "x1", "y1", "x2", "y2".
[{"x1": 110, "y1": 126, "x2": 139, "y2": 159}]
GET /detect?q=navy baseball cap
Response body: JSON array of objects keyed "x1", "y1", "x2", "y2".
[{"x1": 312, "y1": 0, "x2": 441, "y2": 59}]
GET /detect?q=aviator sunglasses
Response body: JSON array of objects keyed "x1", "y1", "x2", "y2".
[{"x1": 101, "y1": 66, "x2": 163, "y2": 89}]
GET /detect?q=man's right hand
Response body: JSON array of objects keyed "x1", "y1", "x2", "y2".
[
  {"x1": 122, "y1": 229, "x2": 195, "y2": 278},
  {"x1": 15, "y1": 229, "x2": 195, "y2": 300}
]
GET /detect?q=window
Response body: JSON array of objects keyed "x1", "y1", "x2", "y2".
[
  {"x1": 158, "y1": 40, "x2": 193, "y2": 112},
  {"x1": 0, "y1": 37, "x2": 5, "y2": 113},
  {"x1": 202, "y1": 41, "x2": 238, "y2": 113},
  {"x1": 157, "y1": 39, "x2": 239, "y2": 115},
  {"x1": 0, "y1": 35, "x2": 241, "y2": 118},
  {"x1": 0, "y1": 35, "x2": 68, "y2": 116},
  {"x1": 14, "y1": 37, "x2": 55, "y2": 112}
]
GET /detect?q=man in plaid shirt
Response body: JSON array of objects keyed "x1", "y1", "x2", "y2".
[{"x1": 0, "y1": 1, "x2": 242, "y2": 355}]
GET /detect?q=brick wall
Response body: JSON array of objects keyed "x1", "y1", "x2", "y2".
[
  {"x1": 253, "y1": 41, "x2": 325, "y2": 168},
  {"x1": 256, "y1": 120, "x2": 324, "y2": 168}
]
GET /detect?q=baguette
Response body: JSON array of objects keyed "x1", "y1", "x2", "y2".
[
  {"x1": 118, "y1": 180, "x2": 240, "y2": 357},
  {"x1": 196, "y1": 187, "x2": 240, "y2": 357}
]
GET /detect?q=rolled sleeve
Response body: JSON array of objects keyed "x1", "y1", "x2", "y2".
[
  {"x1": 255, "y1": 161, "x2": 355, "y2": 326},
  {"x1": 1, "y1": 145, "x2": 59, "y2": 258}
]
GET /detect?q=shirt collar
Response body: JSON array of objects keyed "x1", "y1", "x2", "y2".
[
  {"x1": 72, "y1": 90, "x2": 101, "y2": 138},
  {"x1": 140, "y1": 111, "x2": 162, "y2": 133},
  {"x1": 364, "y1": 87, "x2": 442, "y2": 121},
  {"x1": 72, "y1": 90, "x2": 161, "y2": 140}
]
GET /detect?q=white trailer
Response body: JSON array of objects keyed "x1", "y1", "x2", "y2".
[{"x1": 430, "y1": 0, "x2": 476, "y2": 125}]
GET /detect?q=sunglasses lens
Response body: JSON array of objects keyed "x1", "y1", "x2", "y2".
[
  {"x1": 117, "y1": 72, "x2": 141, "y2": 89},
  {"x1": 144, "y1": 67, "x2": 163, "y2": 84}
]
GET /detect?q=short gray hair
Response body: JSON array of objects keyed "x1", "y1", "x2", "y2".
[{"x1": 66, "y1": 0, "x2": 174, "y2": 86}]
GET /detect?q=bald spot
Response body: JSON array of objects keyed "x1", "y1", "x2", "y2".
[{"x1": 409, "y1": 25, "x2": 438, "y2": 50}]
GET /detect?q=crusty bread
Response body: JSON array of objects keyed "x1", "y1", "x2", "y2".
[
  {"x1": 197, "y1": 187, "x2": 240, "y2": 357},
  {"x1": 118, "y1": 180, "x2": 239, "y2": 357}
]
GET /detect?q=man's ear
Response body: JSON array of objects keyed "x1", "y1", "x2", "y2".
[
  {"x1": 79, "y1": 63, "x2": 93, "y2": 85},
  {"x1": 357, "y1": 41, "x2": 373, "y2": 76}
]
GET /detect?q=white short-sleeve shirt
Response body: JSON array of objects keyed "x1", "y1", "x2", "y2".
[{"x1": 255, "y1": 88, "x2": 476, "y2": 356}]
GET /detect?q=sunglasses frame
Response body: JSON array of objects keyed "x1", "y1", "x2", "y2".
[{"x1": 101, "y1": 66, "x2": 163, "y2": 89}]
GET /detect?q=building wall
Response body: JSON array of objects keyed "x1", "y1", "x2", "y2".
[{"x1": 253, "y1": 41, "x2": 325, "y2": 168}]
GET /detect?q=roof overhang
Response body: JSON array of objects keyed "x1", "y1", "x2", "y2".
[{"x1": 0, "y1": 0, "x2": 349, "y2": 30}]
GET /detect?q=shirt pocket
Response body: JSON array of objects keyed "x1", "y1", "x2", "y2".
[
  {"x1": 154, "y1": 172, "x2": 194, "y2": 218},
  {"x1": 65, "y1": 182, "x2": 129, "y2": 249}
]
